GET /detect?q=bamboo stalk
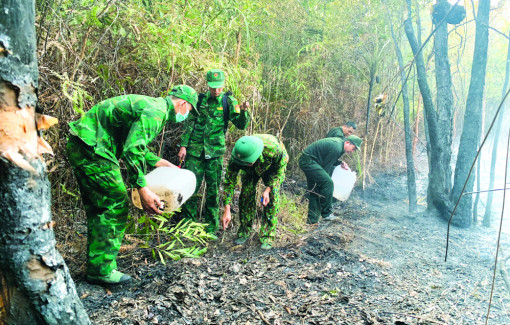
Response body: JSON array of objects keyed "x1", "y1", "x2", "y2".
[
  {"x1": 368, "y1": 119, "x2": 382, "y2": 172},
  {"x1": 386, "y1": 119, "x2": 396, "y2": 164},
  {"x1": 362, "y1": 138, "x2": 368, "y2": 193},
  {"x1": 413, "y1": 94, "x2": 422, "y2": 156}
]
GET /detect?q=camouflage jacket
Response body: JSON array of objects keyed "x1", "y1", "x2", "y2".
[
  {"x1": 224, "y1": 134, "x2": 288, "y2": 206},
  {"x1": 69, "y1": 94, "x2": 175, "y2": 188},
  {"x1": 326, "y1": 126, "x2": 345, "y2": 140},
  {"x1": 180, "y1": 91, "x2": 250, "y2": 159}
]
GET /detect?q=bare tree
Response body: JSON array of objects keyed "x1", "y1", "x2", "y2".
[
  {"x1": 483, "y1": 31, "x2": 510, "y2": 227},
  {"x1": 451, "y1": 0, "x2": 491, "y2": 227},
  {"x1": 433, "y1": 0, "x2": 454, "y2": 196},
  {"x1": 386, "y1": 3, "x2": 417, "y2": 212},
  {"x1": 404, "y1": 0, "x2": 452, "y2": 215},
  {"x1": 0, "y1": 0, "x2": 90, "y2": 323}
]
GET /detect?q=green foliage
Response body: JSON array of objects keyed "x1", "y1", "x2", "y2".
[
  {"x1": 38, "y1": 0, "x2": 510, "y2": 243},
  {"x1": 126, "y1": 214, "x2": 215, "y2": 264},
  {"x1": 58, "y1": 74, "x2": 93, "y2": 115},
  {"x1": 279, "y1": 192, "x2": 308, "y2": 235},
  {"x1": 60, "y1": 184, "x2": 78, "y2": 198}
]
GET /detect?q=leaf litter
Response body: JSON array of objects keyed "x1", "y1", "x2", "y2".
[{"x1": 72, "y1": 171, "x2": 510, "y2": 324}]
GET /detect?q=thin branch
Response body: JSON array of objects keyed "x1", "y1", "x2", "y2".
[
  {"x1": 462, "y1": 188, "x2": 510, "y2": 196},
  {"x1": 485, "y1": 127, "x2": 510, "y2": 324},
  {"x1": 489, "y1": 26, "x2": 510, "y2": 39}
]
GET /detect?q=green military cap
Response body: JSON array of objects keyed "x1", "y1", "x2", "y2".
[
  {"x1": 346, "y1": 135, "x2": 362, "y2": 150},
  {"x1": 231, "y1": 136, "x2": 264, "y2": 165},
  {"x1": 206, "y1": 69, "x2": 226, "y2": 88},
  {"x1": 345, "y1": 121, "x2": 357, "y2": 129},
  {"x1": 169, "y1": 85, "x2": 198, "y2": 110}
]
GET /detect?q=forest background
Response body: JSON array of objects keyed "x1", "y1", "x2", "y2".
[
  {"x1": 33, "y1": 0, "x2": 510, "y2": 248},
  {"x1": 3, "y1": 0, "x2": 510, "y2": 322}
]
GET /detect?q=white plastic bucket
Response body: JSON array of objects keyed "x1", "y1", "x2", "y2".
[
  {"x1": 331, "y1": 165, "x2": 356, "y2": 201},
  {"x1": 131, "y1": 167, "x2": 196, "y2": 213}
]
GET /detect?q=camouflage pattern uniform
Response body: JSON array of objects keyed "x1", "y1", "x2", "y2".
[
  {"x1": 67, "y1": 95, "x2": 175, "y2": 276},
  {"x1": 180, "y1": 91, "x2": 249, "y2": 233},
  {"x1": 224, "y1": 134, "x2": 288, "y2": 244}
]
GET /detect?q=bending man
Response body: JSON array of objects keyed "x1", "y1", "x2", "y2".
[
  {"x1": 326, "y1": 121, "x2": 357, "y2": 140},
  {"x1": 67, "y1": 86, "x2": 198, "y2": 285},
  {"x1": 221, "y1": 135, "x2": 288, "y2": 249},
  {"x1": 299, "y1": 135, "x2": 362, "y2": 224}
]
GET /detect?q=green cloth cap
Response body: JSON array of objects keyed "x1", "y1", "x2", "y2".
[
  {"x1": 206, "y1": 69, "x2": 226, "y2": 88},
  {"x1": 346, "y1": 135, "x2": 362, "y2": 150},
  {"x1": 232, "y1": 136, "x2": 264, "y2": 165},
  {"x1": 169, "y1": 85, "x2": 198, "y2": 109},
  {"x1": 345, "y1": 121, "x2": 357, "y2": 129}
]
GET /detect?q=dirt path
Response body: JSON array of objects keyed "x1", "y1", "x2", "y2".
[{"x1": 75, "y1": 173, "x2": 510, "y2": 324}]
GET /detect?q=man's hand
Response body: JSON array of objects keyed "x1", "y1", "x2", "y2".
[
  {"x1": 178, "y1": 147, "x2": 187, "y2": 162},
  {"x1": 155, "y1": 159, "x2": 177, "y2": 168},
  {"x1": 222, "y1": 205, "x2": 232, "y2": 229},
  {"x1": 138, "y1": 187, "x2": 163, "y2": 215},
  {"x1": 340, "y1": 161, "x2": 349, "y2": 170},
  {"x1": 262, "y1": 187, "x2": 271, "y2": 207},
  {"x1": 240, "y1": 101, "x2": 250, "y2": 111}
]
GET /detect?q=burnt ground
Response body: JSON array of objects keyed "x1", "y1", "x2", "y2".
[{"x1": 72, "y1": 171, "x2": 510, "y2": 325}]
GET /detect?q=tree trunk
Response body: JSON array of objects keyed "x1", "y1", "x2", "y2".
[
  {"x1": 387, "y1": 7, "x2": 417, "y2": 212},
  {"x1": 473, "y1": 105, "x2": 485, "y2": 224},
  {"x1": 433, "y1": 0, "x2": 454, "y2": 194},
  {"x1": 451, "y1": 0, "x2": 490, "y2": 228},
  {"x1": 404, "y1": 0, "x2": 451, "y2": 216},
  {"x1": 365, "y1": 65, "x2": 376, "y2": 135},
  {"x1": 0, "y1": 1, "x2": 90, "y2": 324},
  {"x1": 483, "y1": 31, "x2": 510, "y2": 227},
  {"x1": 413, "y1": 95, "x2": 421, "y2": 156}
]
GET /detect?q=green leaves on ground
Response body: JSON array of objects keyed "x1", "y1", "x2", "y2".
[{"x1": 126, "y1": 214, "x2": 214, "y2": 264}]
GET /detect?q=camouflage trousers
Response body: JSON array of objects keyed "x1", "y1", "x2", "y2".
[
  {"x1": 181, "y1": 154, "x2": 223, "y2": 233},
  {"x1": 66, "y1": 135, "x2": 129, "y2": 276},
  {"x1": 238, "y1": 171, "x2": 282, "y2": 244},
  {"x1": 299, "y1": 155, "x2": 334, "y2": 224}
]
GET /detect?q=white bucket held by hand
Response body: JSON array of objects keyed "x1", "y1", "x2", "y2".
[
  {"x1": 132, "y1": 167, "x2": 196, "y2": 213},
  {"x1": 332, "y1": 165, "x2": 356, "y2": 201}
]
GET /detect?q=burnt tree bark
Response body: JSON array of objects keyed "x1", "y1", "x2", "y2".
[
  {"x1": 0, "y1": 1, "x2": 90, "y2": 324},
  {"x1": 404, "y1": 0, "x2": 452, "y2": 216},
  {"x1": 387, "y1": 6, "x2": 417, "y2": 212},
  {"x1": 433, "y1": 0, "x2": 454, "y2": 195},
  {"x1": 451, "y1": 0, "x2": 490, "y2": 227},
  {"x1": 483, "y1": 31, "x2": 510, "y2": 227}
]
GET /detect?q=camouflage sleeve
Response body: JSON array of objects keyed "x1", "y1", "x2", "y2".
[
  {"x1": 144, "y1": 151, "x2": 161, "y2": 167},
  {"x1": 228, "y1": 95, "x2": 250, "y2": 130},
  {"x1": 266, "y1": 152, "x2": 288, "y2": 189},
  {"x1": 223, "y1": 159, "x2": 241, "y2": 206},
  {"x1": 180, "y1": 112, "x2": 197, "y2": 147},
  {"x1": 122, "y1": 110, "x2": 166, "y2": 188}
]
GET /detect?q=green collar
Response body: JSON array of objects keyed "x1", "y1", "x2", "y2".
[
  {"x1": 164, "y1": 96, "x2": 175, "y2": 121},
  {"x1": 205, "y1": 91, "x2": 224, "y2": 104}
]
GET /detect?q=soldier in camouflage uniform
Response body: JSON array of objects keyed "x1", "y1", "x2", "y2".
[
  {"x1": 178, "y1": 69, "x2": 250, "y2": 237},
  {"x1": 326, "y1": 121, "x2": 357, "y2": 140},
  {"x1": 221, "y1": 134, "x2": 288, "y2": 250},
  {"x1": 66, "y1": 86, "x2": 198, "y2": 285}
]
